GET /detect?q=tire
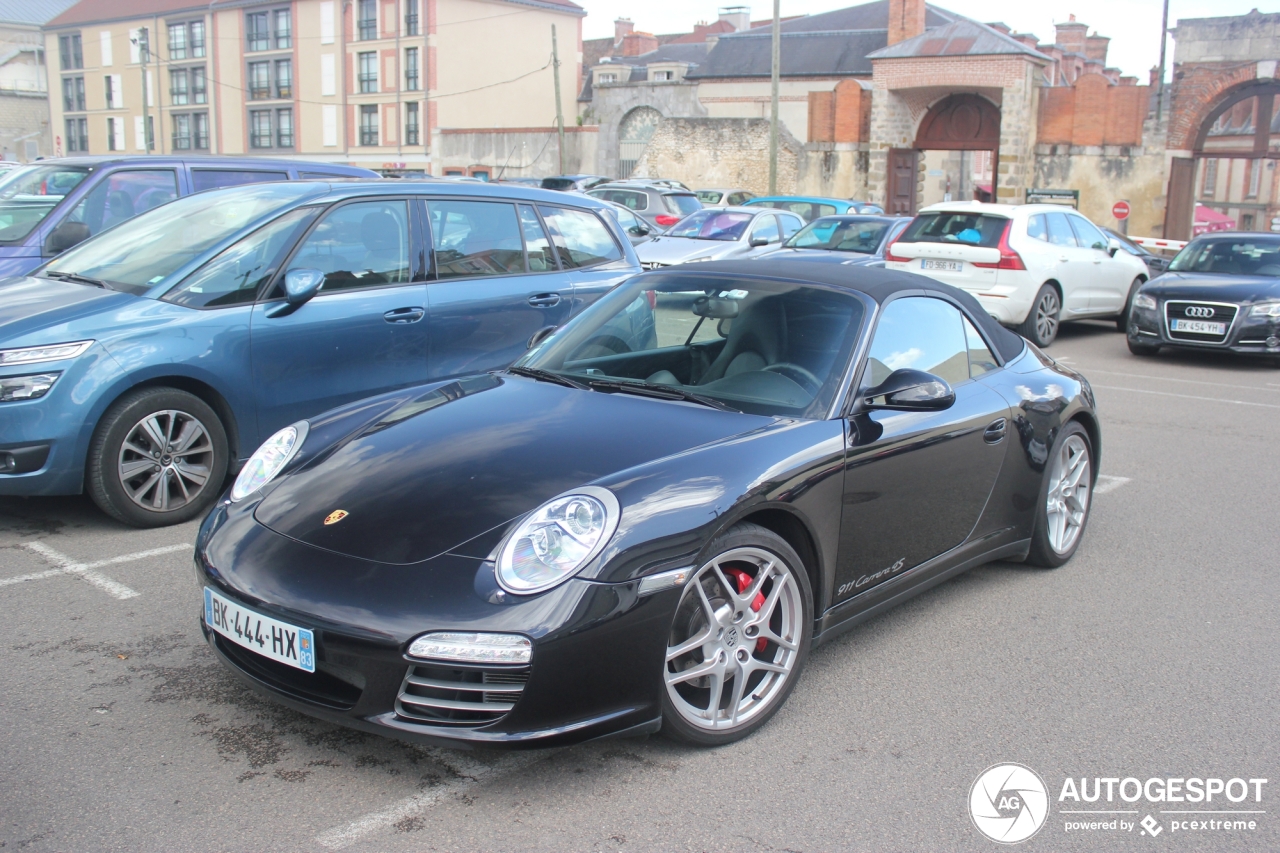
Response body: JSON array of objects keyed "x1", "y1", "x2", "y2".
[
  {"x1": 1115, "y1": 277, "x2": 1145, "y2": 332},
  {"x1": 1026, "y1": 422, "x2": 1094, "y2": 568},
  {"x1": 1017, "y1": 284, "x2": 1062, "y2": 347},
  {"x1": 86, "y1": 387, "x2": 229, "y2": 528},
  {"x1": 1127, "y1": 337, "x2": 1160, "y2": 357},
  {"x1": 661, "y1": 522, "x2": 813, "y2": 746}
]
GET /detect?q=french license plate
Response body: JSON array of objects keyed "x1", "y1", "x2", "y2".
[
  {"x1": 1171, "y1": 318, "x2": 1226, "y2": 335},
  {"x1": 922, "y1": 259, "x2": 963, "y2": 272},
  {"x1": 204, "y1": 587, "x2": 315, "y2": 672}
]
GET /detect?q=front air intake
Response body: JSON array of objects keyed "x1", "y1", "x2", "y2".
[{"x1": 395, "y1": 663, "x2": 529, "y2": 726}]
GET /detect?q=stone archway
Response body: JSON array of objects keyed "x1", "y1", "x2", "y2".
[
  {"x1": 887, "y1": 94, "x2": 1001, "y2": 215},
  {"x1": 618, "y1": 107, "x2": 662, "y2": 179}
]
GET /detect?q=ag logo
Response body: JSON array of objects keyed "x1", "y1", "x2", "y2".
[
  {"x1": 323, "y1": 509, "x2": 349, "y2": 525},
  {"x1": 969, "y1": 763, "x2": 1049, "y2": 844}
]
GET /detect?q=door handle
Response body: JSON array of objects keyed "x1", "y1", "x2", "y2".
[
  {"x1": 983, "y1": 418, "x2": 1007, "y2": 444},
  {"x1": 384, "y1": 306, "x2": 425, "y2": 324},
  {"x1": 1058, "y1": 256, "x2": 1069, "y2": 263},
  {"x1": 528, "y1": 293, "x2": 562, "y2": 307}
]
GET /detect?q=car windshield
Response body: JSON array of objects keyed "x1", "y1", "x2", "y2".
[
  {"x1": 666, "y1": 210, "x2": 754, "y2": 241},
  {"x1": 897, "y1": 212, "x2": 1008, "y2": 247},
  {"x1": 41, "y1": 182, "x2": 322, "y2": 295},
  {"x1": 0, "y1": 164, "x2": 91, "y2": 243},
  {"x1": 1167, "y1": 236, "x2": 1280, "y2": 276},
  {"x1": 785, "y1": 218, "x2": 891, "y2": 253},
  {"x1": 663, "y1": 193, "x2": 702, "y2": 216},
  {"x1": 696, "y1": 190, "x2": 724, "y2": 204},
  {"x1": 519, "y1": 273, "x2": 865, "y2": 418}
]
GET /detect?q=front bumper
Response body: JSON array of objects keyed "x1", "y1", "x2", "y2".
[
  {"x1": 1128, "y1": 301, "x2": 1280, "y2": 357},
  {"x1": 195, "y1": 500, "x2": 677, "y2": 748}
]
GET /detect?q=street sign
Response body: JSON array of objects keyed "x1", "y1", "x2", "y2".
[
  {"x1": 1026, "y1": 188, "x2": 1079, "y2": 208},
  {"x1": 1112, "y1": 201, "x2": 1131, "y2": 220}
]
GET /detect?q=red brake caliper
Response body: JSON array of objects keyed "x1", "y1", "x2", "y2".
[{"x1": 723, "y1": 568, "x2": 768, "y2": 652}]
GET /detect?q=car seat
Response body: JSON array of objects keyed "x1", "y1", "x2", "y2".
[{"x1": 697, "y1": 296, "x2": 786, "y2": 383}]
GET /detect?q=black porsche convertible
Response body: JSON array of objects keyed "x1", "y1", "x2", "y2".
[
  {"x1": 1127, "y1": 232, "x2": 1280, "y2": 358},
  {"x1": 196, "y1": 260, "x2": 1100, "y2": 747}
]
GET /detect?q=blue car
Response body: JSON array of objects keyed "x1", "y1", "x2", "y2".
[
  {"x1": 0, "y1": 155, "x2": 378, "y2": 278},
  {"x1": 743, "y1": 196, "x2": 885, "y2": 222},
  {"x1": 757, "y1": 215, "x2": 912, "y2": 266},
  {"x1": 0, "y1": 180, "x2": 640, "y2": 526}
]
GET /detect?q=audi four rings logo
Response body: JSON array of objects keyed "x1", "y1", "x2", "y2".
[{"x1": 1185, "y1": 306, "x2": 1216, "y2": 318}]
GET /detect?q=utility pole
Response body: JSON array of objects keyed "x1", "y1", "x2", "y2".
[
  {"x1": 139, "y1": 26, "x2": 151, "y2": 151},
  {"x1": 1155, "y1": 0, "x2": 1170, "y2": 121},
  {"x1": 768, "y1": 0, "x2": 780, "y2": 194},
  {"x1": 552, "y1": 24, "x2": 565, "y2": 175}
]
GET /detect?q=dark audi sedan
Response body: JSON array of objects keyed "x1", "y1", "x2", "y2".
[
  {"x1": 1127, "y1": 232, "x2": 1280, "y2": 358},
  {"x1": 197, "y1": 261, "x2": 1101, "y2": 748}
]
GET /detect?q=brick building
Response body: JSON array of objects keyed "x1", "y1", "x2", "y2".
[{"x1": 41, "y1": 0, "x2": 587, "y2": 176}]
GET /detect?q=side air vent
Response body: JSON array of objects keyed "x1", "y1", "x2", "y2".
[{"x1": 395, "y1": 663, "x2": 529, "y2": 727}]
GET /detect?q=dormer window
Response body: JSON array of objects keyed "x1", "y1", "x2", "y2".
[
  {"x1": 599, "y1": 72, "x2": 618, "y2": 84},
  {"x1": 651, "y1": 70, "x2": 674, "y2": 81}
]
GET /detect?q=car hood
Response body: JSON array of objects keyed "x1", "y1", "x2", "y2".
[
  {"x1": 0, "y1": 275, "x2": 136, "y2": 345},
  {"x1": 757, "y1": 247, "x2": 882, "y2": 265},
  {"x1": 253, "y1": 373, "x2": 770, "y2": 565},
  {"x1": 1145, "y1": 272, "x2": 1280, "y2": 304},
  {"x1": 635, "y1": 236, "x2": 743, "y2": 265}
]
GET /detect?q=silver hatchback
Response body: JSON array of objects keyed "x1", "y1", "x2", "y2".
[{"x1": 634, "y1": 207, "x2": 805, "y2": 269}]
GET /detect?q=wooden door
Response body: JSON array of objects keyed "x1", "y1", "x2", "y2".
[
  {"x1": 1164, "y1": 157, "x2": 1195, "y2": 241},
  {"x1": 889, "y1": 149, "x2": 918, "y2": 216}
]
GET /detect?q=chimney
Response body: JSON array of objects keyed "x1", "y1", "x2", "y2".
[
  {"x1": 717, "y1": 5, "x2": 751, "y2": 33},
  {"x1": 1149, "y1": 65, "x2": 1161, "y2": 88},
  {"x1": 1085, "y1": 32, "x2": 1109, "y2": 64},
  {"x1": 1054, "y1": 16, "x2": 1088, "y2": 55},
  {"x1": 888, "y1": 0, "x2": 926, "y2": 45},
  {"x1": 986, "y1": 21, "x2": 1011, "y2": 35},
  {"x1": 614, "y1": 18, "x2": 634, "y2": 44},
  {"x1": 621, "y1": 31, "x2": 659, "y2": 56}
]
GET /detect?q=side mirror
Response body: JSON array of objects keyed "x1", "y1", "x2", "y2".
[
  {"x1": 629, "y1": 224, "x2": 650, "y2": 236},
  {"x1": 749, "y1": 236, "x2": 770, "y2": 247},
  {"x1": 1107, "y1": 238, "x2": 1122, "y2": 257},
  {"x1": 861, "y1": 368, "x2": 955, "y2": 411},
  {"x1": 44, "y1": 221, "x2": 91, "y2": 255},
  {"x1": 527, "y1": 325, "x2": 557, "y2": 349},
  {"x1": 283, "y1": 268, "x2": 325, "y2": 305}
]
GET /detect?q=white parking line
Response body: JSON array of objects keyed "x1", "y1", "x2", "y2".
[
  {"x1": 4, "y1": 542, "x2": 191, "y2": 600},
  {"x1": 1079, "y1": 367, "x2": 1280, "y2": 393},
  {"x1": 1090, "y1": 384, "x2": 1280, "y2": 410},
  {"x1": 315, "y1": 749, "x2": 550, "y2": 850},
  {"x1": 1094, "y1": 475, "x2": 1131, "y2": 495}
]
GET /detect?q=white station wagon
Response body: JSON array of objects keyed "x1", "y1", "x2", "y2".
[{"x1": 885, "y1": 202, "x2": 1150, "y2": 346}]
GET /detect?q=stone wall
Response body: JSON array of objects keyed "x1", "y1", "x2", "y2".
[
  {"x1": 0, "y1": 92, "x2": 51, "y2": 162},
  {"x1": 587, "y1": 80, "x2": 706, "y2": 178},
  {"x1": 633, "y1": 117, "x2": 802, "y2": 194},
  {"x1": 434, "y1": 126, "x2": 598, "y2": 178},
  {"x1": 1033, "y1": 128, "x2": 1169, "y2": 238},
  {"x1": 798, "y1": 144, "x2": 869, "y2": 199}
]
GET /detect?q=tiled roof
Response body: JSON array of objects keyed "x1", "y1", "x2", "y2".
[
  {"x1": 0, "y1": 0, "x2": 79, "y2": 25},
  {"x1": 867, "y1": 17, "x2": 1049, "y2": 60},
  {"x1": 688, "y1": 29, "x2": 889, "y2": 78}
]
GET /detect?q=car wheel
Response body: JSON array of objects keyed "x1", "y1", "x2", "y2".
[
  {"x1": 1018, "y1": 284, "x2": 1061, "y2": 347},
  {"x1": 661, "y1": 522, "x2": 813, "y2": 746},
  {"x1": 1115, "y1": 277, "x2": 1145, "y2": 332},
  {"x1": 1127, "y1": 337, "x2": 1160, "y2": 357},
  {"x1": 87, "y1": 387, "x2": 229, "y2": 528},
  {"x1": 1026, "y1": 422, "x2": 1093, "y2": 568}
]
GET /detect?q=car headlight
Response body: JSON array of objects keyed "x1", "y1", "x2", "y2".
[
  {"x1": 495, "y1": 486, "x2": 620, "y2": 595},
  {"x1": 0, "y1": 340, "x2": 93, "y2": 366},
  {"x1": 1132, "y1": 293, "x2": 1157, "y2": 311},
  {"x1": 229, "y1": 421, "x2": 309, "y2": 501},
  {"x1": 1249, "y1": 301, "x2": 1280, "y2": 318},
  {"x1": 0, "y1": 372, "x2": 60, "y2": 402},
  {"x1": 682, "y1": 256, "x2": 714, "y2": 263}
]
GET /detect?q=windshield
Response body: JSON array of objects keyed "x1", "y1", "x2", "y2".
[
  {"x1": 663, "y1": 193, "x2": 702, "y2": 216},
  {"x1": 666, "y1": 210, "x2": 754, "y2": 241},
  {"x1": 519, "y1": 273, "x2": 865, "y2": 418},
  {"x1": 785, "y1": 217, "x2": 891, "y2": 253},
  {"x1": 42, "y1": 182, "x2": 322, "y2": 295},
  {"x1": 897, "y1": 212, "x2": 1008, "y2": 247},
  {"x1": 0, "y1": 164, "x2": 91, "y2": 243},
  {"x1": 1167, "y1": 236, "x2": 1280, "y2": 276},
  {"x1": 696, "y1": 190, "x2": 724, "y2": 204}
]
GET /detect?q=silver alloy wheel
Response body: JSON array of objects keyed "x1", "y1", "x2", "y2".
[
  {"x1": 1035, "y1": 290, "x2": 1061, "y2": 343},
  {"x1": 1045, "y1": 433, "x2": 1090, "y2": 554},
  {"x1": 665, "y1": 546, "x2": 803, "y2": 731},
  {"x1": 117, "y1": 409, "x2": 214, "y2": 512}
]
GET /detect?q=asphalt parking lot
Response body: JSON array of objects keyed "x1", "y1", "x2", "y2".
[{"x1": 2, "y1": 321, "x2": 1277, "y2": 852}]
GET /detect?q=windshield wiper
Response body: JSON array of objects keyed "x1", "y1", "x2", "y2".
[
  {"x1": 588, "y1": 378, "x2": 739, "y2": 412},
  {"x1": 506, "y1": 365, "x2": 590, "y2": 390},
  {"x1": 44, "y1": 270, "x2": 112, "y2": 289}
]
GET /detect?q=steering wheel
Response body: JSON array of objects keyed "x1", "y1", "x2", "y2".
[{"x1": 764, "y1": 363, "x2": 822, "y2": 395}]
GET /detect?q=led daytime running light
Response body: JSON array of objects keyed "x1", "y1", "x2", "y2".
[
  {"x1": 0, "y1": 340, "x2": 93, "y2": 366},
  {"x1": 407, "y1": 632, "x2": 532, "y2": 664}
]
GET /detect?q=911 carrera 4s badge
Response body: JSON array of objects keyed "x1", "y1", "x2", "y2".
[{"x1": 324, "y1": 509, "x2": 349, "y2": 525}]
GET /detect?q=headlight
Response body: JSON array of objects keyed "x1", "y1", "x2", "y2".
[
  {"x1": 1132, "y1": 293, "x2": 1157, "y2": 311},
  {"x1": 495, "y1": 486, "x2": 620, "y2": 594},
  {"x1": 0, "y1": 340, "x2": 93, "y2": 366},
  {"x1": 407, "y1": 632, "x2": 531, "y2": 664},
  {"x1": 229, "y1": 421, "x2": 308, "y2": 501},
  {"x1": 0, "y1": 372, "x2": 60, "y2": 402},
  {"x1": 682, "y1": 256, "x2": 714, "y2": 263},
  {"x1": 1249, "y1": 301, "x2": 1280, "y2": 318}
]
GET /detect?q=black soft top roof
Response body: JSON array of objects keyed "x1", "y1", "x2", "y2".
[{"x1": 661, "y1": 258, "x2": 1027, "y2": 363}]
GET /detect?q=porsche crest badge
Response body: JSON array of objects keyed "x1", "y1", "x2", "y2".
[{"x1": 324, "y1": 509, "x2": 349, "y2": 525}]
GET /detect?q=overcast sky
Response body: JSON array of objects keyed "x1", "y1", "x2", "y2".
[{"x1": 579, "y1": 0, "x2": 1271, "y2": 80}]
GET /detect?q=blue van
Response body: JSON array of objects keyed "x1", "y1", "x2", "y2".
[
  {"x1": 0, "y1": 180, "x2": 640, "y2": 526},
  {"x1": 0, "y1": 156, "x2": 377, "y2": 277}
]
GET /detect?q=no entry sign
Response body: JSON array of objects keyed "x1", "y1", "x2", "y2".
[{"x1": 1112, "y1": 201, "x2": 1131, "y2": 220}]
